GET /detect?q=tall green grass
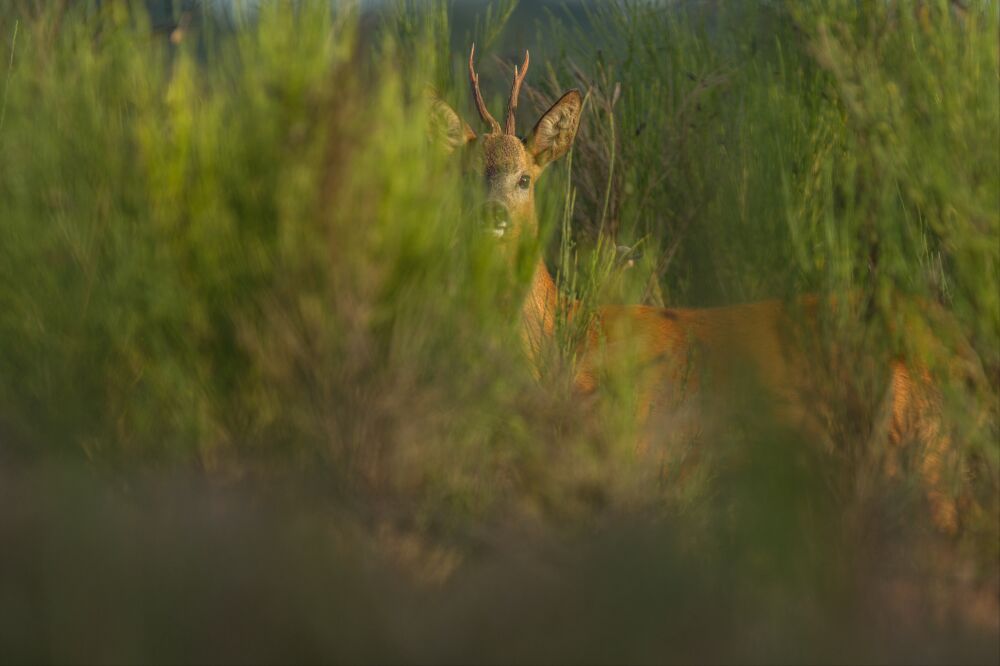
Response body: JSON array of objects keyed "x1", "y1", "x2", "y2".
[
  {"x1": 0, "y1": 1, "x2": 996, "y2": 662},
  {"x1": 537, "y1": 0, "x2": 998, "y2": 535}
]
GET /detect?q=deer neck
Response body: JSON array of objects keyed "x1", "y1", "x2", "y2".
[{"x1": 520, "y1": 258, "x2": 561, "y2": 357}]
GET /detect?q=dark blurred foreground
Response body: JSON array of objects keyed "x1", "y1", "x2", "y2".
[{"x1": 1, "y1": 461, "x2": 996, "y2": 665}]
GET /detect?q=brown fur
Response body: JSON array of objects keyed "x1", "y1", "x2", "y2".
[{"x1": 433, "y1": 61, "x2": 959, "y2": 534}]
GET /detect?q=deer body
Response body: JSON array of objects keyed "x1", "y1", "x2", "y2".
[
  {"x1": 433, "y1": 46, "x2": 958, "y2": 532},
  {"x1": 522, "y1": 255, "x2": 803, "y2": 400}
]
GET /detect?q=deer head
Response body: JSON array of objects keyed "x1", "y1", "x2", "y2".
[{"x1": 432, "y1": 45, "x2": 582, "y2": 247}]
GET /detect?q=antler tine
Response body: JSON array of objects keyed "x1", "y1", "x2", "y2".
[
  {"x1": 504, "y1": 50, "x2": 530, "y2": 136},
  {"x1": 469, "y1": 43, "x2": 501, "y2": 134}
]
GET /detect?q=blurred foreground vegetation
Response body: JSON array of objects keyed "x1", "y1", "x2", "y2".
[{"x1": 0, "y1": 0, "x2": 997, "y2": 663}]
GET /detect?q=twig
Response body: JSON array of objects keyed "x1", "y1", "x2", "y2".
[{"x1": 0, "y1": 19, "x2": 19, "y2": 134}]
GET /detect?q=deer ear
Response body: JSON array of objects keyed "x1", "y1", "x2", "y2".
[
  {"x1": 428, "y1": 95, "x2": 477, "y2": 153},
  {"x1": 526, "y1": 90, "x2": 582, "y2": 168}
]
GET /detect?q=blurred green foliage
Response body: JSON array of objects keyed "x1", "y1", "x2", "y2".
[{"x1": 0, "y1": 0, "x2": 996, "y2": 663}]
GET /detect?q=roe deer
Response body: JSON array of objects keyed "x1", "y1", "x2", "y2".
[{"x1": 431, "y1": 45, "x2": 961, "y2": 533}]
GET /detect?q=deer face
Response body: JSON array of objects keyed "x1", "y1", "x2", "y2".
[
  {"x1": 432, "y1": 46, "x2": 582, "y2": 247},
  {"x1": 477, "y1": 133, "x2": 537, "y2": 242}
]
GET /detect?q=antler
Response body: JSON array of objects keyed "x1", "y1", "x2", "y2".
[
  {"x1": 469, "y1": 44, "x2": 501, "y2": 134},
  {"x1": 504, "y1": 50, "x2": 529, "y2": 136}
]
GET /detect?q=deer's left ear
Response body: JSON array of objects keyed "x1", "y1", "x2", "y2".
[
  {"x1": 428, "y1": 95, "x2": 477, "y2": 153},
  {"x1": 526, "y1": 90, "x2": 582, "y2": 168}
]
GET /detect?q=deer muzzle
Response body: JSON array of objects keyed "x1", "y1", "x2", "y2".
[{"x1": 480, "y1": 201, "x2": 511, "y2": 238}]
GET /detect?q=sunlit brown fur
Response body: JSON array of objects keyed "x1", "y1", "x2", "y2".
[
  {"x1": 522, "y1": 262, "x2": 958, "y2": 532},
  {"x1": 436, "y1": 48, "x2": 959, "y2": 534}
]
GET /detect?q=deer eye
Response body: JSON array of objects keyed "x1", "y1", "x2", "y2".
[{"x1": 517, "y1": 174, "x2": 531, "y2": 190}]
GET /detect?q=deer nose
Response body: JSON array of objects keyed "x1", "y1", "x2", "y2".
[{"x1": 479, "y1": 201, "x2": 511, "y2": 238}]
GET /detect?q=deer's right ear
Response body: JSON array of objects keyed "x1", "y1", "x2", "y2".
[
  {"x1": 429, "y1": 96, "x2": 477, "y2": 153},
  {"x1": 526, "y1": 90, "x2": 582, "y2": 168}
]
